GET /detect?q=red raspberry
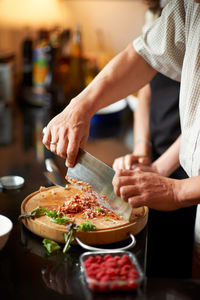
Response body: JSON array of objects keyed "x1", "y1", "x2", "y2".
[
  {"x1": 96, "y1": 270, "x2": 106, "y2": 280},
  {"x1": 117, "y1": 259, "x2": 125, "y2": 267},
  {"x1": 85, "y1": 256, "x2": 95, "y2": 264},
  {"x1": 122, "y1": 254, "x2": 131, "y2": 261},
  {"x1": 121, "y1": 264, "x2": 132, "y2": 273},
  {"x1": 104, "y1": 254, "x2": 112, "y2": 260},
  {"x1": 128, "y1": 269, "x2": 139, "y2": 279},
  {"x1": 95, "y1": 255, "x2": 103, "y2": 264},
  {"x1": 99, "y1": 261, "x2": 106, "y2": 269},
  {"x1": 120, "y1": 275, "x2": 128, "y2": 281},
  {"x1": 86, "y1": 270, "x2": 96, "y2": 279},
  {"x1": 105, "y1": 257, "x2": 116, "y2": 265},
  {"x1": 117, "y1": 257, "x2": 131, "y2": 267},
  {"x1": 106, "y1": 268, "x2": 116, "y2": 276},
  {"x1": 113, "y1": 255, "x2": 121, "y2": 261},
  {"x1": 87, "y1": 262, "x2": 100, "y2": 271},
  {"x1": 84, "y1": 261, "x2": 91, "y2": 268},
  {"x1": 105, "y1": 261, "x2": 118, "y2": 269},
  {"x1": 121, "y1": 254, "x2": 131, "y2": 264},
  {"x1": 100, "y1": 275, "x2": 110, "y2": 282}
]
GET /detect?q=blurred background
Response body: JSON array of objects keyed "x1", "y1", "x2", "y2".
[
  {"x1": 0, "y1": 0, "x2": 147, "y2": 168},
  {"x1": 0, "y1": 0, "x2": 146, "y2": 107}
]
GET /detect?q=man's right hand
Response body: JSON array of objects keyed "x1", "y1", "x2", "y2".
[{"x1": 42, "y1": 98, "x2": 91, "y2": 168}]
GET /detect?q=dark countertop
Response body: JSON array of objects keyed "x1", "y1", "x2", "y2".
[{"x1": 0, "y1": 103, "x2": 200, "y2": 300}]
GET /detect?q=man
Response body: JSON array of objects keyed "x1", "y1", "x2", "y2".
[
  {"x1": 43, "y1": 0, "x2": 200, "y2": 212},
  {"x1": 112, "y1": 0, "x2": 196, "y2": 278}
]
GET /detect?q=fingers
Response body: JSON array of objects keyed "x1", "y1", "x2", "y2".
[
  {"x1": 128, "y1": 195, "x2": 146, "y2": 208},
  {"x1": 65, "y1": 128, "x2": 89, "y2": 167},
  {"x1": 138, "y1": 156, "x2": 151, "y2": 165},
  {"x1": 56, "y1": 127, "x2": 69, "y2": 158},
  {"x1": 42, "y1": 122, "x2": 82, "y2": 166},
  {"x1": 112, "y1": 169, "x2": 147, "y2": 207},
  {"x1": 113, "y1": 157, "x2": 124, "y2": 171},
  {"x1": 42, "y1": 103, "x2": 91, "y2": 166},
  {"x1": 112, "y1": 168, "x2": 178, "y2": 211},
  {"x1": 80, "y1": 129, "x2": 89, "y2": 150},
  {"x1": 49, "y1": 126, "x2": 59, "y2": 154},
  {"x1": 112, "y1": 154, "x2": 142, "y2": 171},
  {"x1": 42, "y1": 126, "x2": 51, "y2": 150},
  {"x1": 65, "y1": 130, "x2": 80, "y2": 168},
  {"x1": 112, "y1": 169, "x2": 138, "y2": 196},
  {"x1": 119, "y1": 185, "x2": 140, "y2": 202},
  {"x1": 124, "y1": 154, "x2": 135, "y2": 170}
]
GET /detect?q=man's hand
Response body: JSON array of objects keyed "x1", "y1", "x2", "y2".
[
  {"x1": 112, "y1": 169, "x2": 181, "y2": 211},
  {"x1": 42, "y1": 99, "x2": 90, "y2": 167},
  {"x1": 112, "y1": 153, "x2": 151, "y2": 171}
]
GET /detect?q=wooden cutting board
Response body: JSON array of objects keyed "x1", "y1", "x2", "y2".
[{"x1": 21, "y1": 186, "x2": 148, "y2": 245}]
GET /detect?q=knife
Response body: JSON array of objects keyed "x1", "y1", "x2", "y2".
[
  {"x1": 44, "y1": 158, "x2": 68, "y2": 187},
  {"x1": 70, "y1": 149, "x2": 132, "y2": 221},
  {"x1": 44, "y1": 150, "x2": 132, "y2": 221}
]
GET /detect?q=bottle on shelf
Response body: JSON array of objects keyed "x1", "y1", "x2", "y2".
[
  {"x1": 32, "y1": 29, "x2": 51, "y2": 95},
  {"x1": 54, "y1": 28, "x2": 72, "y2": 104},
  {"x1": 21, "y1": 29, "x2": 33, "y2": 87},
  {"x1": 68, "y1": 24, "x2": 85, "y2": 99},
  {"x1": 84, "y1": 56, "x2": 99, "y2": 87},
  {"x1": 29, "y1": 29, "x2": 57, "y2": 106}
]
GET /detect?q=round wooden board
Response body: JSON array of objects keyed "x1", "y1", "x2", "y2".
[{"x1": 21, "y1": 186, "x2": 148, "y2": 245}]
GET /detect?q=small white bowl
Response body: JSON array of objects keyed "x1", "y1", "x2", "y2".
[{"x1": 0, "y1": 215, "x2": 13, "y2": 250}]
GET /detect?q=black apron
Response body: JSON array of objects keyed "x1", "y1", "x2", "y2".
[{"x1": 145, "y1": 73, "x2": 196, "y2": 278}]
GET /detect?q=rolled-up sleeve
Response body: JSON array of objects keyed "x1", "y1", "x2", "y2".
[{"x1": 133, "y1": 0, "x2": 185, "y2": 82}]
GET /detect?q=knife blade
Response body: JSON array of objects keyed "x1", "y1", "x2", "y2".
[
  {"x1": 67, "y1": 149, "x2": 132, "y2": 221},
  {"x1": 44, "y1": 158, "x2": 68, "y2": 187}
]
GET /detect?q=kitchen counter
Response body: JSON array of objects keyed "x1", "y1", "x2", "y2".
[{"x1": 0, "y1": 103, "x2": 200, "y2": 300}]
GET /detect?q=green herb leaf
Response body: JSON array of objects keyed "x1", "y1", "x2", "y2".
[
  {"x1": 18, "y1": 206, "x2": 48, "y2": 220},
  {"x1": 104, "y1": 217, "x2": 111, "y2": 221},
  {"x1": 95, "y1": 208, "x2": 105, "y2": 212},
  {"x1": 18, "y1": 206, "x2": 72, "y2": 225},
  {"x1": 63, "y1": 224, "x2": 78, "y2": 254},
  {"x1": 78, "y1": 221, "x2": 96, "y2": 232},
  {"x1": 42, "y1": 238, "x2": 61, "y2": 253},
  {"x1": 45, "y1": 209, "x2": 57, "y2": 218},
  {"x1": 32, "y1": 206, "x2": 49, "y2": 217},
  {"x1": 47, "y1": 211, "x2": 72, "y2": 225}
]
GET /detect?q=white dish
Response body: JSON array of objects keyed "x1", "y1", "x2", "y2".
[
  {"x1": 96, "y1": 99, "x2": 127, "y2": 115},
  {"x1": 126, "y1": 95, "x2": 138, "y2": 111},
  {"x1": 0, "y1": 215, "x2": 13, "y2": 250}
]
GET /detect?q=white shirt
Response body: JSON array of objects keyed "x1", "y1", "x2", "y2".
[
  {"x1": 134, "y1": 0, "x2": 200, "y2": 255},
  {"x1": 133, "y1": 0, "x2": 200, "y2": 178}
]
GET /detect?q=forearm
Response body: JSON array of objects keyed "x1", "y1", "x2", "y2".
[
  {"x1": 175, "y1": 176, "x2": 200, "y2": 208},
  {"x1": 133, "y1": 84, "x2": 151, "y2": 157},
  {"x1": 71, "y1": 44, "x2": 157, "y2": 118},
  {"x1": 152, "y1": 136, "x2": 181, "y2": 177}
]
